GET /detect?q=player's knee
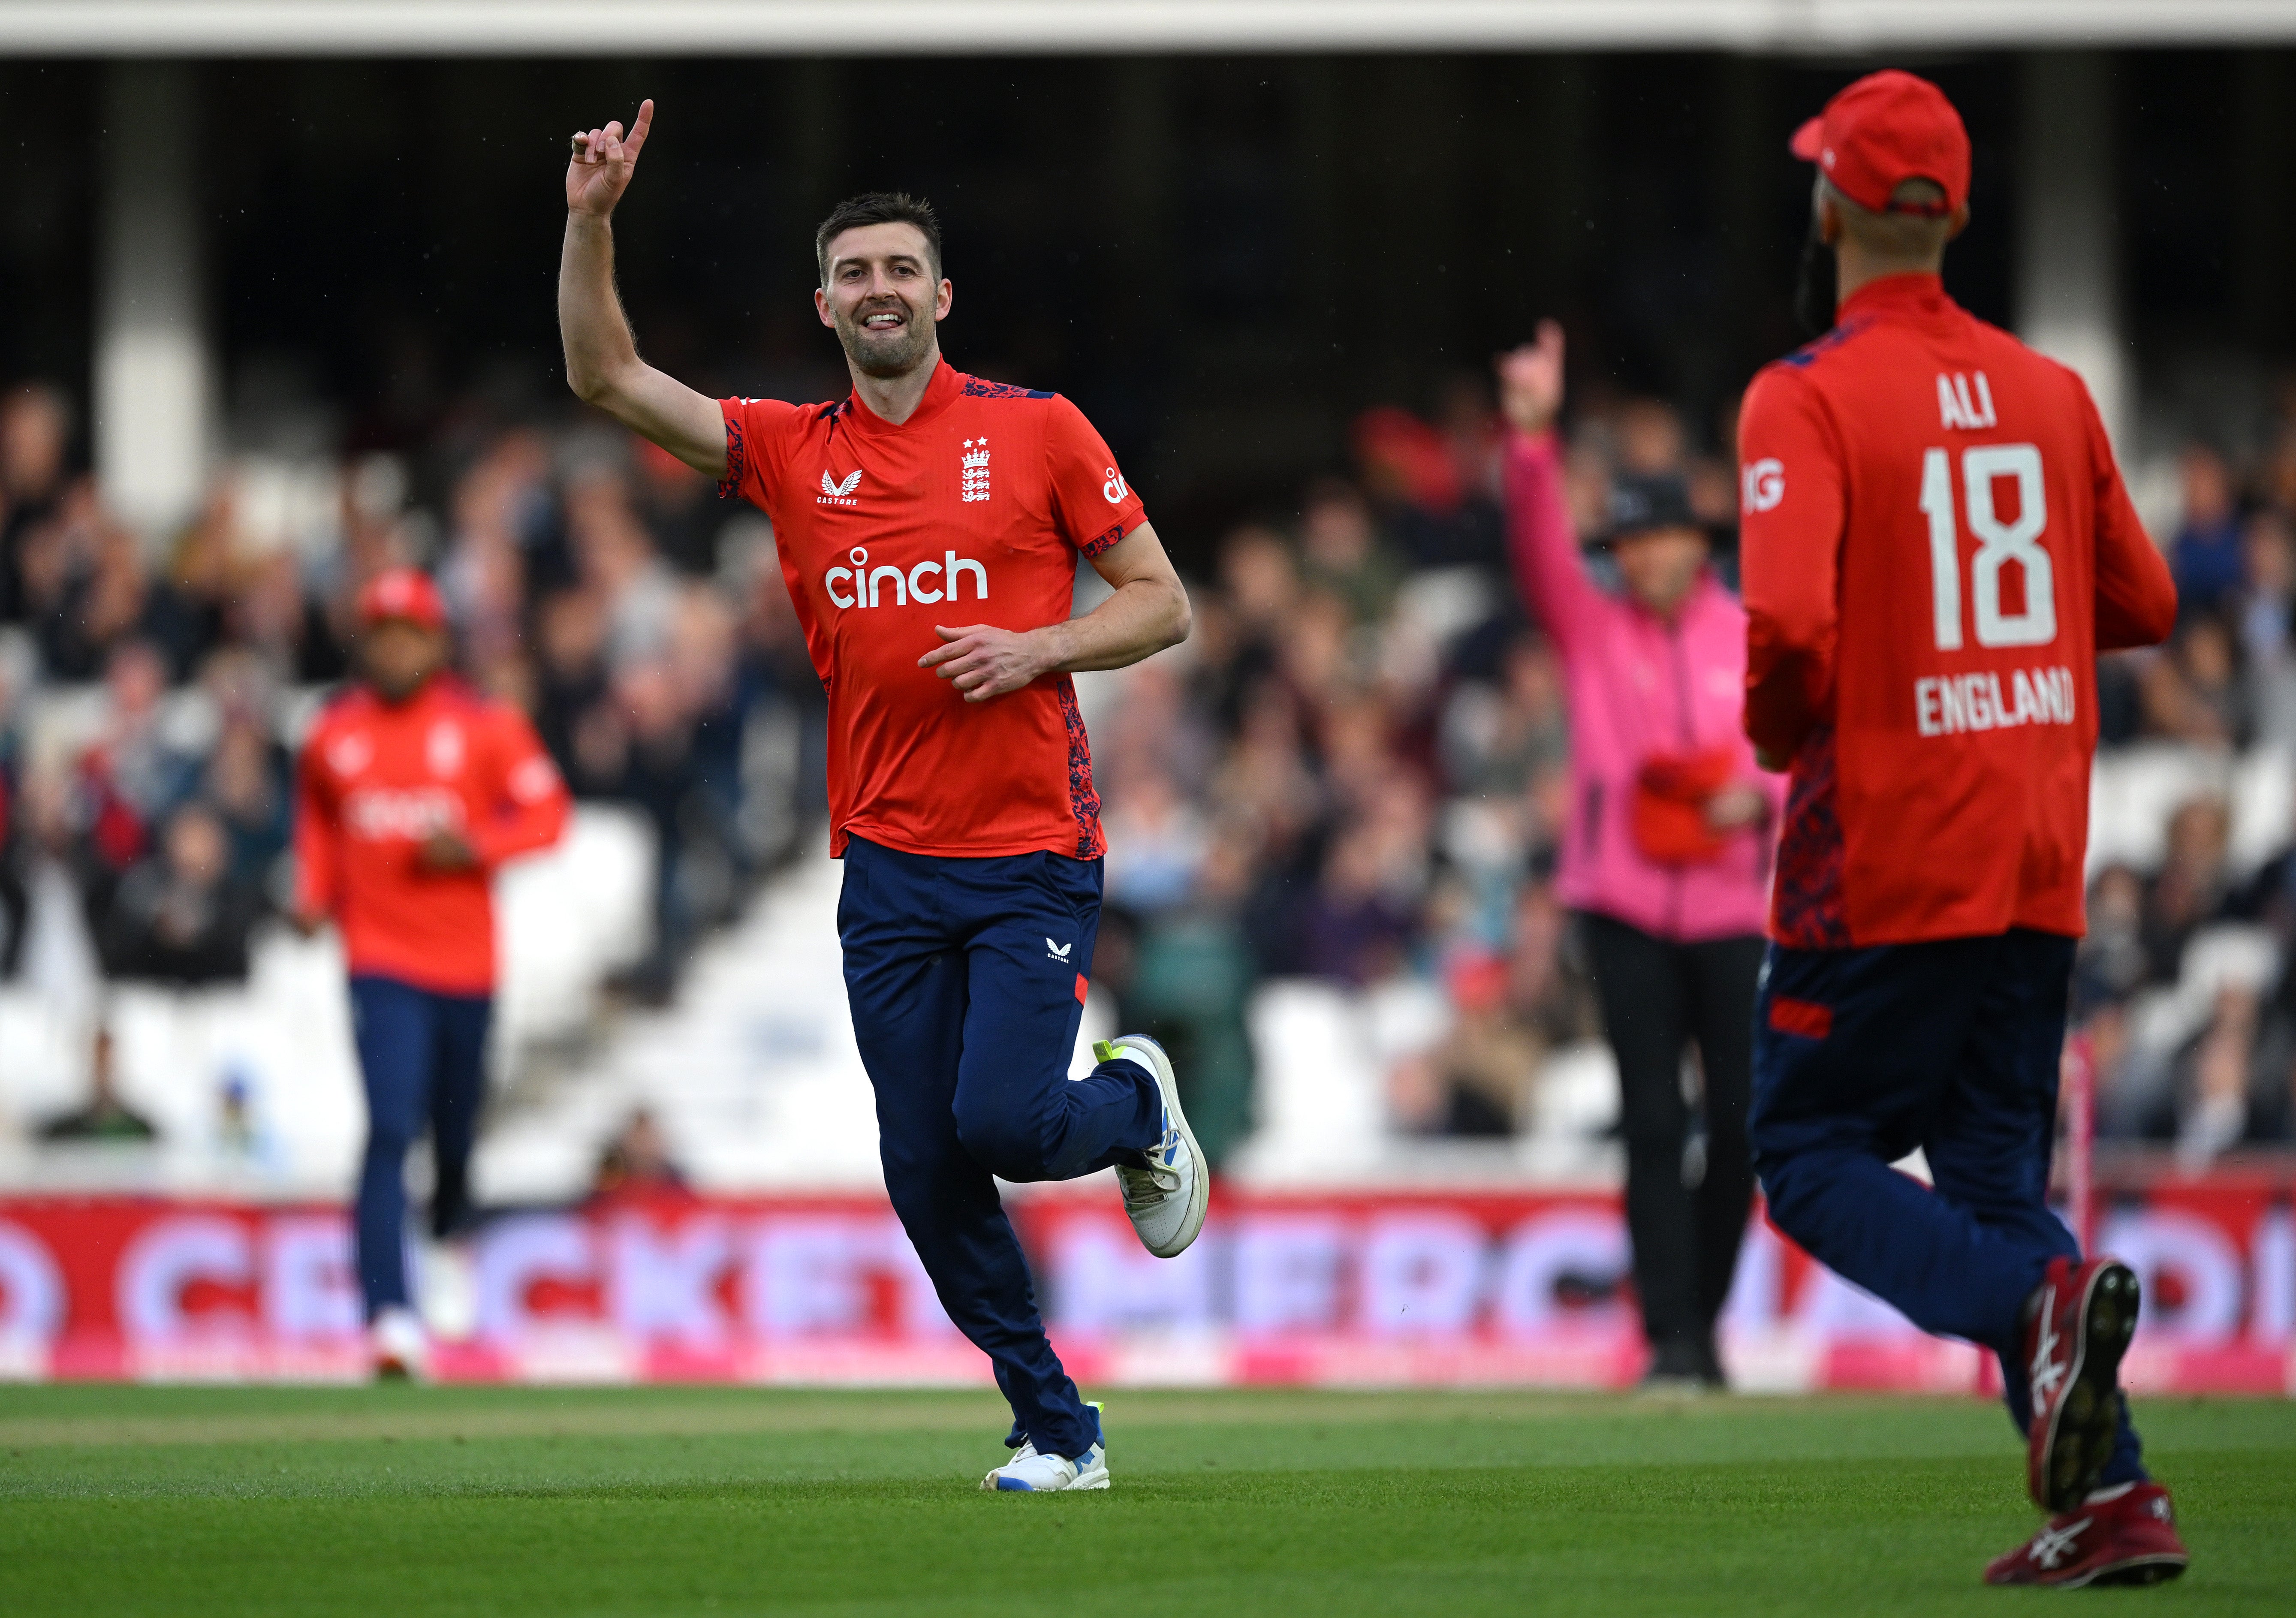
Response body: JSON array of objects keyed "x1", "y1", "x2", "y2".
[
  {"x1": 952, "y1": 1097, "x2": 1050, "y2": 1184},
  {"x1": 1754, "y1": 1151, "x2": 1823, "y2": 1244}
]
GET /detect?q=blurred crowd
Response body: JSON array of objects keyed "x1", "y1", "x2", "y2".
[
  {"x1": 1087, "y1": 377, "x2": 1746, "y2": 1162},
  {"x1": 0, "y1": 376, "x2": 829, "y2": 1154},
  {"x1": 9, "y1": 359, "x2": 2296, "y2": 1168},
  {"x1": 2097, "y1": 437, "x2": 2296, "y2": 753},
  {"x1": 2070, "y1": 421, "x2": 2296, "y2": 1165},
  {"x1": 0, "y1": 385, "x2": 282, "y2": 1055}
]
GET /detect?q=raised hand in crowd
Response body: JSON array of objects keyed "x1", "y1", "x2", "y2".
[{"x1": 1496, "y1": 319, "x2": 1566, "y2": 439}]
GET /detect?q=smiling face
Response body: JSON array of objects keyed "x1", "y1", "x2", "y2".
[{"x1": 814, "y1": 222, "x2": 951, "y2": 380}]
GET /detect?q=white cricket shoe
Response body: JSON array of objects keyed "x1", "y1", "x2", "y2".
[
  {"x1": 372, "y1": 1305, "x2": 429, "y2": 1382},
  {"x1": 1100, "y1": 1035, "x2": 1208, "y2": 1259},
  {"x1": 981, "y1": 1439, "x2": 1110, "y2": 1492},
  {"x1": 417, "y1": 1238, "x2": 478, "y2": 1344}
]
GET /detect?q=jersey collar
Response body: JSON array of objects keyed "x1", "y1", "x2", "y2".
[
  {"x1": 1835, "y1": 271, "x2": 1954, "y2": 326},
  {"x1": 842, "y1": 357, "x2": 961, "y2": 436}
]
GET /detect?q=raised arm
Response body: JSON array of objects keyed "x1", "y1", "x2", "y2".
[
  {"x1": 1496, "y1": 322, "x2": 1598, "y2": 655},
  {"x1": 559, "y1": 99, "x2": 726, "y2": 475},
  {"x1": 920, "y1": 522, "x2": 1190, "y2": 702}
]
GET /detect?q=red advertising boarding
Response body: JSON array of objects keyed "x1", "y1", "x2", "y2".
[{"x1": 0, "y1": 1173, "x2": 2287, "y2": 1392}]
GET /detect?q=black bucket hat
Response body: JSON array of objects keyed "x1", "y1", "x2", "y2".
[{"x1": 1601, "y1": 472, "x2": 1702, "y2": 545}]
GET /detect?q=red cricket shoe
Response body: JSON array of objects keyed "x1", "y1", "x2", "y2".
[
  {"x1": 1984, "y1": 1482, "x2": 2189, "y2": 1588},
  {"x1": 2022, "y1": 1255, "x2": 2141, "y2": 1512}
]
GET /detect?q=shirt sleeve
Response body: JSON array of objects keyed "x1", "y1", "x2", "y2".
[
  {"x1": 292, "y1": 732, "x2": 340, "y2": 919},
  {"x1": 1043, "y1": 395, "x2": 1146, "y2": 558},
  {"x1": 467, "y1": 706, "x2": 572, "y2": 870},
  {"x1": 2079, "y1": 381, "x2": 2178, "y2": 653},
  {"x1": 716, "y1": 398, "x2": 806, "y2": 511},
  {"x1": 1501, "y1": 427, "x2": 1598, "y2": 658},
  {"x1": 1738, "y1": 365, "x2": 1847, "y2": 763}
]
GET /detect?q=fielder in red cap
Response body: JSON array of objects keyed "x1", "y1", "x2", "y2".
[
  {"x1": 1736, "y1": 72, "x2": 2189, "y2": 1586},
  {"x1": 292, "y1": 566, "x2": 570, "y2": 1377}
]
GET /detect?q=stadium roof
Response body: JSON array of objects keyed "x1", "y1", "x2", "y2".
[{"x1": 7, "y1": 0, "x2": 2296, "y2": 55}]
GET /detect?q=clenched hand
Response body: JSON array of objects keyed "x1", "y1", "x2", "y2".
[{"x1": 920, "y1": 624, "x2": 1054, "y2": 703}]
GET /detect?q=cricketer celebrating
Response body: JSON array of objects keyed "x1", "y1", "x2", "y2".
[{"x1": 557, "y1": 102, "x2": 1205, "y2": 1491}]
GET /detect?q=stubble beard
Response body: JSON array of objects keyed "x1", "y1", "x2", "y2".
[{"x1": 836, "y1": 298, "x2": 937, "y2": 380}]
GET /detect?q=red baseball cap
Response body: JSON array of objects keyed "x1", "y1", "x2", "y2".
[
  {"x1": 356, "y1": 567, "x2": 447, "y2": 631},
  {"x1": 1790, "y1": 70, "x2": 1970, "y2": 216}
]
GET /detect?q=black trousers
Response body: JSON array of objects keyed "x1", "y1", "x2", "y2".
[{"x1": 1578, "y1": 911, "x2": 1764, "y2": 1352}]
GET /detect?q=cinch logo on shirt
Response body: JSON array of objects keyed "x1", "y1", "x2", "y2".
[
  {"x1": 825, "y1": 546, "x2": 989, "y2": 610},
  {"x1": 1913, "y1": 665, "x2": 2076, "y2": 737},
  {"x1": 343, "y1": 786, "x2": 467, "y2": 841}
]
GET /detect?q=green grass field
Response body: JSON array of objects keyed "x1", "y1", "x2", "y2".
[{"x1": 1, "y1": 1385, "x2": 2289, "y2": 1615}]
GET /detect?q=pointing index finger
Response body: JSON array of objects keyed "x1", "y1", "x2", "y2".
[{"x1": 624, "y1": 98, "x2": 656, "y2": 160}]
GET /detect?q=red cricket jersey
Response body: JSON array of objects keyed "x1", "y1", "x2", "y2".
[
  {"x1": 1738, "y1": 274, "x2": 2177, "y2": 948},
  {"x1": 294, "y1": 677, "x2": 571, "y2": 994},
  {"x1": 718, "y1": 361, "x2": 1146, "y2": 861}
]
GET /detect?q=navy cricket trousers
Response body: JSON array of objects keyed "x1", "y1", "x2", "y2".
[
  {"x1": 1751, "y1": 929, "x2": 2144, "y2": 1486},
  {"x1": 350, "y1": 974, "x2": 491, "y2": 1320},
  {"x1": 838, "y1": 835, "x2": 1163, "y2": 1461}
]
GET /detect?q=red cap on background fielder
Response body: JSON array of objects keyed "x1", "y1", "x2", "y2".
[
  {"x1": 1789, "y1": 70, "x2": 1970, "y2": 217},
  {"x1": 356, "y1": 567, "x2": 447, "y2": 631}
]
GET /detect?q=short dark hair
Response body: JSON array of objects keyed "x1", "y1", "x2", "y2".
[{"x1": 814, "y1": 192, "x2": 942, "y2": 286}]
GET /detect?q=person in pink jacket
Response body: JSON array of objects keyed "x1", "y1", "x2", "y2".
[{"x1": 1498, "y1": 322, "x2": 1782, "y2": 1389}]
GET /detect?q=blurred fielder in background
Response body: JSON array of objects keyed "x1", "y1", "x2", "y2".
[{"x1": 293, "y1": 568, "x2": 571, "y2": 1379}]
